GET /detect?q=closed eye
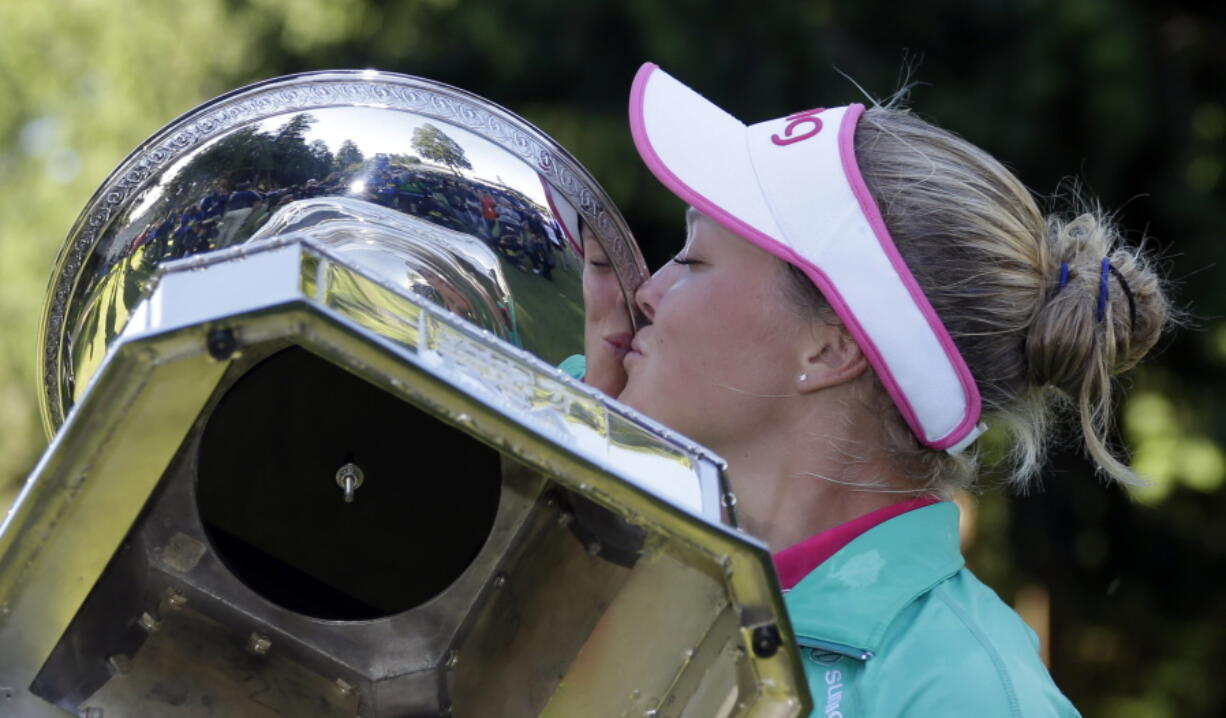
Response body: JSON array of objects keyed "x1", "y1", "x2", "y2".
[{"x1": 671, "y1": 255, "x2": 701, "y2": 266}]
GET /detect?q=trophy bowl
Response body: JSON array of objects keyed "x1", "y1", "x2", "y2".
[
  {"x1": 0, "y1": 70, "x2": 810, "y2": 718},
  {"x1": 38, "y1": 69, "x2": 649, "y2": 436}
]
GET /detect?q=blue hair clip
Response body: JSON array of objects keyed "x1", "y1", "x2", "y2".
[{"x1": 1057, "y1": 262, "x2": 1070, "y2": 291}]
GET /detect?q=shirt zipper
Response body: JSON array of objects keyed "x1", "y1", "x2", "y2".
[{"x1": 795, "y1": 635, "x2": 874, "y2": 661}]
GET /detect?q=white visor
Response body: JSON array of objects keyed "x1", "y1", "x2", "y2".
[{"x1": 629, "y1": 62, "x2": 984, "y2": 452}]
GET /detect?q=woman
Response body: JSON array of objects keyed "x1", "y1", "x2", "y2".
[{"x1": 610, "y1": 63, "x2": 1169, "y2": 717}]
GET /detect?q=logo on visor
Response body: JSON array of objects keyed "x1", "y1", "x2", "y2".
[{"x1": 770, "y1": 107, "x2": 827, "y2": 146}]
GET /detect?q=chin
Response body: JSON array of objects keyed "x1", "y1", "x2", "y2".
[
  {"x1": 616, "y1": 381, "x2": 648, "y2": 414},
  {"x1": 586, "y1": 365, "x2": 626, "y2": 398},
  {"x1": 618, "y1": 388, "x2": 670, "y2": 431}
]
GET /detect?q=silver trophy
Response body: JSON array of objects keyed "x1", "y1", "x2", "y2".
[{"x1": 0, "y1": 71, "x2": 810, "y2": 717}]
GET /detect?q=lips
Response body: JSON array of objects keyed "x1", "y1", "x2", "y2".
[
  {"x1": 604, "y1": 332, "x2": 633, "y2": 360},
  {"x1": 623, "y1": 336, "x2": 645, "y2": 365}
]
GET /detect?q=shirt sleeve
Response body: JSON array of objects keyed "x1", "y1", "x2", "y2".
[{"x1": 557, "y1": 354, "x2": 586, "y2": 381}]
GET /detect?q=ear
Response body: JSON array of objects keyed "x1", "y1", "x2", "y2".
[{"x1": 794, "y1": 323, "x2": 869, "y2": 394}]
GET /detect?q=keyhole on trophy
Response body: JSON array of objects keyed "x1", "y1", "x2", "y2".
[{"x1": 335, "y1": 452, "x2": 365, "y2": 504}]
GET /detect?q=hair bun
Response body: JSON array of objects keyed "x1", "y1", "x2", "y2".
[
  {"x1": 846, "y1": 108, "x2": 1175, "y2": 490},
  {"x1": 1028, "y1": 211, "x2": 1166, "y2": 391},
  {"x1": 1025, "y1": 209, "x2": 1169, "y2": 480}
]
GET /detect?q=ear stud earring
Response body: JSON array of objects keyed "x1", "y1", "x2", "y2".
[{"x1": 798, "y1": 373, "x2": 808, "y2": 382}]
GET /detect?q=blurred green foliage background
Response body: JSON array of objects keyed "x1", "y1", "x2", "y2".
[{"x1": 1, "y1": 1, "x2": 1223, "y2": 715}]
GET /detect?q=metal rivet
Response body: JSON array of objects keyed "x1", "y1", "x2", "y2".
[
  {"x1": 335, "y1": 460, "x2": 365, "y2": 504},
  {"x1": 106, "y1": 655, "x2": 131, "y2": 676},
  {"x1": 205, "y1": 328, "x2": 237, "y2": 360},
  {"x1": 248, "y1": 633, "x2": 272, "y2": 655},
  {"x1": 165, "y1": 588, "x2": 187, "y2": 611},
  {"x1": 751, "y1": 624, "x2": 782, "y2": 658},
  {"x1": 137, "y1": 612, "x2": 159, "y2": 633}
]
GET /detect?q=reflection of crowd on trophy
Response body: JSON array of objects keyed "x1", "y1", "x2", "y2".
[
  {"x1": 126, "y1": 153, "x2": 566, "y2": 281},
  {"x1": 127, "y1": 181, "x2": 275, "y2": 262},
  {"x1": 357, "y1": 155, "x2": 564, "y2": 280}
]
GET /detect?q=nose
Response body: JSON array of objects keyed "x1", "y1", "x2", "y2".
[
  {"x1": 634, "y1": 277, "x2": 657, "y2": 322},
  {"x1": 634, "y1": 263, "x2": 674, "y2": 322}
]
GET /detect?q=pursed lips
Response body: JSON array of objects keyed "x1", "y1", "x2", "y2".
[
  {"x1": 623, "y1": 335, "x2": 646, "y2": 365},
  {"x1": 604, "y1": 332, "x2": 633, "y2": 359}
]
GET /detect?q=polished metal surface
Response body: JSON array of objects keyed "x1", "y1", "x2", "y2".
[
  {"x1": 3, "y1": 69, "x2": 809, "y2": 717},
  {"x1": 1, "y1": 236, "x2": 810, "y2": 717},
  {"x1": 38, "y1": 69, "x2": 648, "y2": 436}
]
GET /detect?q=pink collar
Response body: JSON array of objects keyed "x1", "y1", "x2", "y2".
[{"x1": 773, "y1": 496, "x2": 941, "y2": 590}]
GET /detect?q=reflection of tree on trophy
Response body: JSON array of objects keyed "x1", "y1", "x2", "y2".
[
  {"x1": 335, "y1": 138, "x2": 365, "y2": 169},
  {"x1": 411, "y1": 123, "x2": 473, "y2": 175}
]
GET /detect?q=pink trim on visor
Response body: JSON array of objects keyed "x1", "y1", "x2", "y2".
[
  {"x1": 629, "y1": 62, "x2": 982, "y2": 450},
  {"x1": 539, "y1": 174, "x2": 584, "y2": 257},
  {"x1": 834, "y1": 105, "x2": 983, "y2": 448}
]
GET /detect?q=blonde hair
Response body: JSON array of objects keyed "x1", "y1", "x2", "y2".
[{"x1": 787, "y1": 106, "x2": 1169, "y2": 493}]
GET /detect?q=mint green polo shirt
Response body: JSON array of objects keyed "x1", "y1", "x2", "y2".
[{"x1": 784, "y1": 502, "x2": 1081, "y2": 717}]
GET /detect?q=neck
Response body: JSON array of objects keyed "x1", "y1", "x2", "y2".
[{"x1": 715, "y1": 406, "x2": 912, "y2": 552}]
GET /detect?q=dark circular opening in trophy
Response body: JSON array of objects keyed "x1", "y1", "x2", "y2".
[{"x1": 196, "y1": 346, "x2": 502, "y2": 621}]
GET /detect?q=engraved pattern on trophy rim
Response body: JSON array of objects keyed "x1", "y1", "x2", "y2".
[{"x1": 41, "y1": 71, "x2": 647, "y2": 429}]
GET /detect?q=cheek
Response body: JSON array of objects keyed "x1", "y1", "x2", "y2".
[
  {"x1": 581, "y1": 270, "x2": 596, "y2": 308},
  {"x1": 670, "y1": 287, "x2": 796, "y2": 384},
  {"x1": 583, "y1": 273, "x2": 619, "y2": 323}
]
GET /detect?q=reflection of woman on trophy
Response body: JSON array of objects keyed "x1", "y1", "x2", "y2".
[
  {"x1": 563, "y1": 220, "x2": 634, "y2": 396},
  {"x1": 603, "y1": 63, "x2": 1171, "y2": 715}
]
